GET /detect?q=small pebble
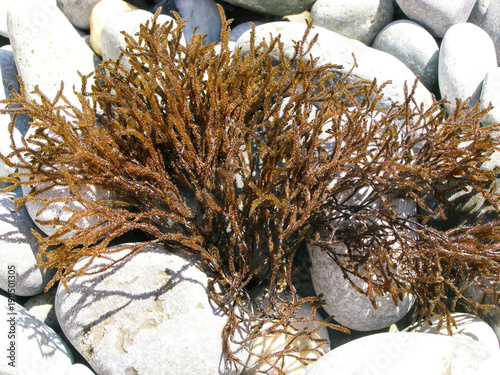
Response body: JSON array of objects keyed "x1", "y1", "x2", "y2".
[
  {"x1": 310, "y1": 0, "x2": 394, "y2": 45},
  {"x1": 372, "y1": 20, "x2": 439, "y2": 92},
  {"x1": 395, "y1": 0, "x2": 477, "y2": 37},
  {"x1": 89, "y1": 0, "x2": 137, "y2": 56},
  {"x1": 0, "y1": 294, "x2": 74, "y2": 374},
  {"x1": 57, "y1": 0, "x2": 103, "y2": 30},
  {"x1": 306, "y1": 331, "x2": 500, "y2": 374},
  {"x1": 438, "y1": 22, "x2": 497, "y2": 114},
  {"x1": 480, "y1": 67, "x2": 500, "y2": 126}
]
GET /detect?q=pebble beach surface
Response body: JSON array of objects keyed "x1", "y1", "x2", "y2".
[{"x1": 0, "y1": 0, "x2": 499, "y2": 374}]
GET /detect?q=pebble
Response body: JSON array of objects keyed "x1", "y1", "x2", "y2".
[
  {"x1": 0, "y1": 187, "x2": 56, "y2": 296},
  {"x1": 372, "y1": 20, "x2": 439, "y2": 92},
  {"x1": 0, "y1": 294, "x2": 74, "y2": 374},
  {"x1": 243, "y1": 303, "x2": 330, "y2": 374},
  {"x1": 480, "y1": 67, "x2": 500, "y2": 126},
  {"x1": 0, "y1": 0, "x2": 14, "y2": 37},
  {"x1": 21, "y1": 178, "x2": 114, "y2": 238},
  {"x1": 0, "y1": 45, "x2": 31, "y2": 136},
  {"x1": 482, "y1": 0, "x2": 500, "y2": 63},
  {"x1": 463, "y1": 278, "x2": 500, "y2": 343},
  {"x1": 152, "y1": 0, "x2": 222, "y2": 44},
  {"x1": 230, "y1": 21, "x2": 264, "y2": 42},
  {"x1": 395, "y1": 0, "x2": 477, "y2": 37},
  {"x1": 100, "y1": 9, "x2": 178, "y2": 70},
  {"x1": 468, "y1": 0, "x2": 493, "y2": 25},
  {"x1": 438, "y1": 22, "x2": 497, "y2": 114},
  {"x1": 306, "y1": 331, "x2": 500, "y2": 374},
  {"x1": 23, "y1": 287, "x2": 59, "y2": 331},
  {"x1": 308, "y1": 198, "x2": 416, "y2": 331},
  {"x1": 220, "y1": 0, "x2": 316, "y2": 17},
  {"x1": 236, "y1": 22, "x2": 433, "y2": 110},
  {"x1": 57, "y1": 0, "x2": 103, "y2": 30},
  {"x1": 7, "y1": 0, "x2": 97, "y2": 105},
  {"x1": 55, "y1": 243, "x2": 248, "y2": 374},
  {"x1": 310, "y1": 0, "x2": 394, "y2": 46},
  {"x1": 89, "y1": 0, "x2": 137, "y2": 56},
  {"x1": 64, "y1": 363, "x2": 97, "y2": 375},
  {"x1": 403, "y1": 312, "x2": 499, "y2": 353}
]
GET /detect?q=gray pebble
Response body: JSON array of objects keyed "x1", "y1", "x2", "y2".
[
  {"x1": 480, "y1": 67, "x2": 500, "y2": 126},
  {"x1": 395, "y1": 0, "x2": 477, "y2": 37},
  {"x1": 310, "y1": 0, "x2": 394, "y2": 46},
  {"x1": 372, "y1": 20, "x2": 439, "y2": 92},
  {"x1": 221, "y1": 0, "x2": 316, "y2": 17},
  {"x1": 57, "y1": 0, "x2": 103, "y2": 30},
  {"x1": 482, "y1": 0, "x2": 500, "y2": 63},
  {"x1": 438, "y1": 22, "x2": 497, "y2": 114},
  {"x1": 0, "y1": 187, "x2": 56, "y2": 297}
]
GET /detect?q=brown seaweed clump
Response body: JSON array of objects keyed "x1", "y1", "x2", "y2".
[{"x1": 1, "y1": 7, "x2": 500, "y2": 373}]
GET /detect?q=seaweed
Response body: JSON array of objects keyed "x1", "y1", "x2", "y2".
[{"x1": 1, "y1": 7, "x2": 499, "y2": 373}]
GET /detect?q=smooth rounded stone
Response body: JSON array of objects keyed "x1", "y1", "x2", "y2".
[
  {"x1": 230, "y1": 21, "x2": 264, "y2": 42},
  {"x1": 0, "y1": 121, "x2": 22, "y2": 182},
  {"x1": 221, "y1": 0, "x2": 316, "y2": 17},
  {"x1": 308, "y1": 197, "x2": 416, "y2": 332},
  {"x1": 372, "y1": 20, "x2": 439, "y2": 92},
  {"x1": 404, "y1": 312, "x2": 499, "y2": 352},
  {"x1": 0, "y1": 0, "x2": 14, "y2": 37},
  {"x1": 310, "y1": 0, "x2": 394, "y2": 46},
  {"x1": 89, "y1": 0, "x2": 136, "y2": 56},
  {"x1": 7, "y1": 0, "x2": 97, "y2": 105},
  {"x1": 0, "y1": 187, "x2": 56, "y2": 296},
  {"x1": 57, "y1": 0, "x2": 102, "y2": 30},
  {"x1": 243, "y1": 303, "x2": 330, "y2": 374},
  {"x1": 468, "y1": 0, "x2": 493, "y2": 25},
  {"x1": 306, "y1": 331, "x2": 500, "y2": 374},
  {"x1": 395, "y1": 0, "x2": 477, "y2": 37},
  {"x1": 55, "y1": 243, "x2": 248, "y2": 375},
  {"x1": 65, "y1": 363, "x2": 96, "y2": 375},
  {"x1": 152, "y1": 0, "x2": 222, "y2": 44},
  {"x1": 0, "y1": 294, "x2": 73, "y2": 374},
  {"x1": 101, "y1": 9, "x2": 179, "y2": 70},
  {"x1": 0, "y1": 46, "x2": 31, "y2": 137},
  {"x1": 482, "y1": 0, "x2": 500, "y2": 63},
  {"x1": 463, "y1": 278, "x2": 500, "y2": 343},
  {"x1": 22, "y1": 182, "x2": 114, "y2": 238},
  {"x1": 23, "y1": 287, "x2": 59, "y2": 331},
  {"x1": 438, "y1": 22, "x2": 497, "y2": 114},
  {"x1": 236, "y1": 22, "x2": 434, "y2": 110},
  {"x1": 480, "y1": 67, "x2": 500, "y2": 126}
]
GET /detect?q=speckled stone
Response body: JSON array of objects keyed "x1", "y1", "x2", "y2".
[
  {"x1": 55, "y1": 243, "x2": 249, "y2": 374},
  {"x1": 308, "y1": 198, "x2": 416, "y2": 331},
  {"x1": 438, "y1": 22, "x2": 497, "y2": 114},
  {"x1": 310, "y1": 0, "x2": 394, "y2": 45},
  {"x1": 7, "y1": 0, "x2": 97, "y2": 104},
  {"x1": 372, "y1": 20, "x2": 439, "y2": 92},
  {"x1": 395, "y1": 0, "x2": 477, "y2": 37},
  {"x1": 64, "y1": 363, "x2": 96, "y2": 375}
]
